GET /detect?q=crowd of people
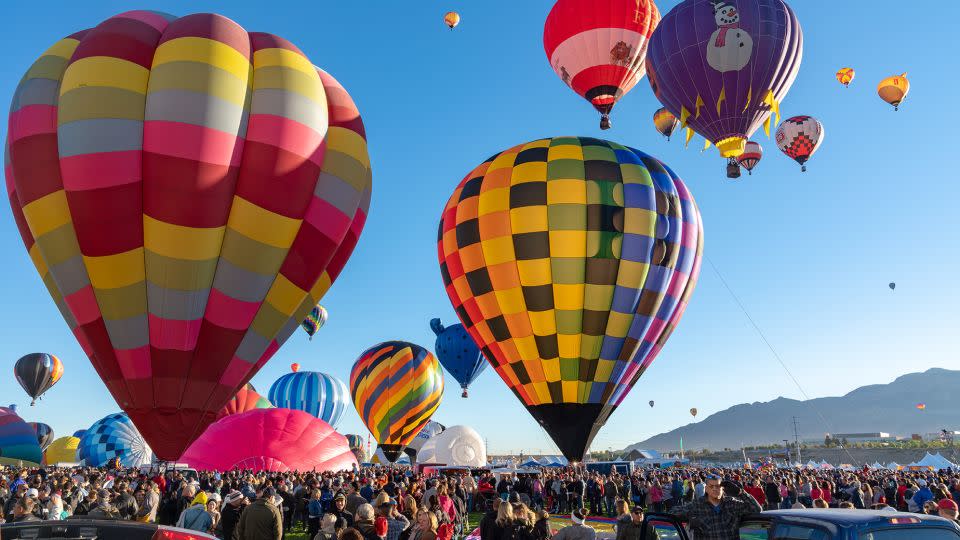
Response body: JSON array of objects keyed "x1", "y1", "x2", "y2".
[{"x1": 0, "y1": 463, "x2": 958, "y2": 540}]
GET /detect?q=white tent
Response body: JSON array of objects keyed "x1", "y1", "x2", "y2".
[
  {"x1": 887, "y1": 462, "x2": 901, "y2": 470},
  {"x1": 805, "y1": 460, "x2": 818, "y2": 469},
  {"x1": 818, "y1": 460, "x2": 834, "y2": 470},
  {"x1": 415, "y1": 425, "x2": 486, "y2": 467},
  {"x1": 909, "y1": 452, "x2": 957, "y2": 470},
  {"x1": 870, "y1": 462, "x2": 885, "y2": 470}
]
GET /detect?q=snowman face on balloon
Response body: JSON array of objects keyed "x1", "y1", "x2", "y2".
[{"x1": 714, "y1": 4, "x2": 740, "y2": 25}]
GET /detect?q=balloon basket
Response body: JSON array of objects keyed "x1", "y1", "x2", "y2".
[
  {"x1": 599, "y1": 115, "x2": 611, "y2": 130},
  {"x1": 461, "y1": 389, "x2": 468, "y2": 398}
]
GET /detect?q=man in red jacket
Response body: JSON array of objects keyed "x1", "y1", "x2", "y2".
[{"x1": 744, "y1": 479, "x2": 767, "y2": 508}]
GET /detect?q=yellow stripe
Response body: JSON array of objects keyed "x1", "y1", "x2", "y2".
[
  {"x1": 226, "y1": 196, "x2": 302, "y2": 249},
  {"x1": 22, "y1": 191, "x2": 71, "y2": 238},
  {"x1": 153, "y1": 37, "x2": 251, "y2": 82},
  {"x1": 84, "y1": 248, "x2": 145, "y2": 289},
  {"x1": 327, "y1": 127, "x2": 370, "y2": 169},
  {"x1": 264, "y1": 274, "x2": 307, "y2": 316},
  {"x1": 147, "y1": 62, "x2": 250, "y2": 106},
  {"x1": 43, "y1": 38, "x2": 81, "y2": 60},
  {"x1": 60, "y1": 57, "x2": 150, "y2": 95},
  {"x1": 144, "y1": 216, "x2": 226, "y2": 261},
  {"x1": 252, "y1": 67, "x2": 323, "y2": 101},
  {"x1": 253, "y1": 48, "x2": 316, "y2": 78}
]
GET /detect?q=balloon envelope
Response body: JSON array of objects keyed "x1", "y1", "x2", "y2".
[
  {"x1": 836, "y1": 68, "x2": 855, "y2": 87},
  {"x1": 889, "y1": 283, "x2": 896, "y2": 291},
  {"x1": 878, "y1": 73, "x2": 909, "y2": 110},
  {"x1": 181, "y1": 408, "x2": 358, "y2": 473},
  {"x1": 690, "y1": 408, "x2": 698, "y2": 417},
  {"x1": 653, "y1": 108, "x2": 680, "y2": 140},
  {"x1": 416, "y1": 425, "x2": 486, "y2": 467},
  {"x1": 44, "y1": 436, "x2": 80, "y2": 464},
  {"x1": 437, "y1": 137, "x2": 703, "y2": 461},
  {"x1": 646, "y1": 0, "x2": 803, "y2": 158},
  {"x1": 431, "y1": 318, "x2": 487, "y2": 397},
  {"x1": 0, "y1": 407, "x2": 42, "y2": 465},
  {"x1": 649, "y1": 401, "x2": 655, "y2": 408},
  {"x1": 217, "y1": 386, "x2": 274, "y2": 421},
  {"x1": 737, "y1": 141, "x2": 763, "y2": 174},
  {"x1": 27, "y1": 422, "x2": 55, "y2": 451},
  {"x1": 405, "y1": 420, "x2": 447, "y2": 459},
  {"x1": 351, "y1": 342, "x2": 444, "y2": 462},
  {"x1": 6, "y1": 11, "x2": 372, "y2": 460},
  {"x1": 268, "y1": 371, "x2": 350, "y2": 429},
  {"x1": 14, "y1": 353, "x2": 63, "y2": 405},
  {"x1": 776, "y1": 116, "x2": 824, "y2": 171},
  {"x1": 301, "y1": 304, "x2": 328, "y2": 339},
  {"x1": 444, "y1": 11, "x2": 461, "y2": 29},
  {"x1": 77, "y1": 412, "x2": 152, "y2": 467}
]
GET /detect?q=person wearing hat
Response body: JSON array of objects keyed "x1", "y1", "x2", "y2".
[
  {"x1": 938, "y1": 498, "x2": 959, "y2": 524},
  {"x1": 613, "y1": 506, "x2": 655, "y2": 540},
  {"x1": 911, "y1": 479, "x2": 934, "y2": 512},
  {"x1": 330, "y1": 492, "x2": 355, "y2": 527},
  {"x1": 235, "y1": 486, "x2": 283, "y2": 540},
  {"x1": 220, "y1": 490, "x2": 248, "y2": 540},
  {"x1": 87, "y1": 488, "x2": 121, "y2": 519},
  {"x1": 375, "y1": 493, "x2": 410, "y2": 540},
  {"x1": 177, "y1": 492, "x2": 213, "y2": 533}
]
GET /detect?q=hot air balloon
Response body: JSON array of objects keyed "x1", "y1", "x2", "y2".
[
  {"x1": 916, "y1": 403, "x2": 926, "y2": 411},
  {"x1": 836, "y1": 68, "x2": 855, "y2": 88},
  {"x1": 291, "y1": 363, "x2": 301, "y2": 373},
  {"x1": 430, "y1": 318, "x2": 487, "y2": 397},
  {"x1": 776, "y1": 116, "x2": 824, "y2": 172},
  {"x1": 28, "y1": 422, "x2": 55, "y2": 451},
  {"x1": 653, "y1": 108, "x2": 680, "y2": 141},
  {"x1": 301, "y1": 304, "x2": 328, "y2": 340},
  {"x1": 0, "y1": 407, "x2": 42, "y2": 465},
  {"x1": 72, "y1": 429, "x2": 86, "y2": 439},
  {"x1": 737, "y1": 141, "x2": 763, "y2": 175},
  {"x1": 14, "y1": 353, "x2": 63, "y2": 405},
  {"x1": 444, "y1": 11, "x2": 461, "y2": 30},
  {"x1": 405, "y1": 420, "x2": 446, "y2": 460},
  {"x1": 182, "y1": 408, "x2": 357, "y2": 472},
  {"x1": 6, "y1": 11, "x2": 372, "y2": 461},
  {"x1": 646, "y1": 0, "x2": 803, "y2": 174},
  {"x1": 690, "y1": 407, "x2": 698, "y2": 417},
  {"x1": 351, "y1": 342, "x2": 445, "y2": 462},
  {"x1": 889, "y1": 283, "x2": 896, "y2": 291},
  {"x1": 649, "y1": 401, "x2": 655, "y2": 408},
  {"x1": 217, "y1": 385, "x2": 274, "y2": 421},
  {"x1": 544, "y1": 0, "x2": 661, "y2": 130},
  {"x1": 437, "y1": 137, "x2": 703, "y2": 461},
  {"x1": 415, "y1": 425, "x2": 486, "y2": 467},
  {"x1": 268, "y1": 370, "x2": 350, "y2": 429},
  {"x1": 44, "y1": 436, "x2": 80, "y2": 464},
  {"x1": 77, "y1": 412, "x2": 152, "y2": 467},
  {"x1": 344, "y1": 434, "x2": 364, "y2": 450},
  {"x1": 878, "y1": 73, "x2": 909, "y2": 111}
]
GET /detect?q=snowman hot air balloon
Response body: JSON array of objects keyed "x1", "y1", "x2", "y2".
[{"x1": 706, "y1": 1, "x2": 754, "y2": 73}]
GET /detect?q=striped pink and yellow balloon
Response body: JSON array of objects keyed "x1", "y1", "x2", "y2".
[{"x1": 5, "y1": 10, "x2": 372, "y2": 460}]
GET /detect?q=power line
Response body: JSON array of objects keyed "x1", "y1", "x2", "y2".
[{"x1": 706, "y1": 256, "x2": 859, "y2": 465}]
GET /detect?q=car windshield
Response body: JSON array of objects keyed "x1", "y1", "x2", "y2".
[{"x1": 862, "y1": 529, "x2": 960, "y2": 540}]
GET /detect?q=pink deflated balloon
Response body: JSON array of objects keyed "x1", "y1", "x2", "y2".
[{"x1": 180, "y1": 408, "x2": 357, "y2": 472}]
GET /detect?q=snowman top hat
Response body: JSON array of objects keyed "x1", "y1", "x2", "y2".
[{"x1": 710, "y1": 0, "x2": 732, "y2": 11}]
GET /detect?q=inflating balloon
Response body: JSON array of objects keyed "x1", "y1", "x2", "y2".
[
  {"x1": 444, "y1": 11, "x2": 461, "y2": 30},
  {"x1": 415, "y1": 425, "x2": 486, "y2": 467},
  {"x1": 182, "y1": 408, "x2": 357, "y2": 472},
  {"x1": 836, "y1": 68, "x2": 855, "y2": 88},
  {"x1": 737, "y1": 142, "x2": 763, "y2": 175},
  {"x1": 690, "y1": 407, "x2": 698, "y2": 417},
  {"x1": 14, "y1": 353, "x2": 63, "y2": 406},
  {"x1": 647, "y1": 0, "x2": 803, "y2": 172},
  {"x1": 437, "y1": 137, "x2": 703, "y2": 461},
  {"x1": 6, "y1": 11, "x2": 372, "y2": 460},
  {"x1": 653, "y1": 108, "x2": 680, "y2": 141},
  {"x1": 44, "y1": 436, "x2": 80, "y2": 464},
  {"x1": 28, "y1": 422, "x2": 55, "y2": 451},
  {"x1": 351, "y1": 342, "x2": 444, "y2": 462},
  {"x1": 776, "y1": 116, "x2": 824, "y2": 172},
  {"x1": 404, "y1": 420, "x2": 446, "y2": 460},
  {"x1": 268, "y1": 370, "x2": 350, "y2": 429},
  {"x1": 0, "y1": 407, "x2": 42, "y2": 466},
  {"x1": 431, "y1": 318, "x2": 487, "y2": 397},
  {"x1": 217, "y1": 385, "x2": 274, "y2": 421},
  {"x1": 77, "y1": 413, "x2": 152, "y2": 468},
  {"x1": 878, "y1": 73, "x2": 909, "y2": 111},
  {"x1": 301, "y1": 304, "x2": 328, "y2": 340},
  {"x1": 544, "y1": 0, "x2": 660, "y2": 130}
]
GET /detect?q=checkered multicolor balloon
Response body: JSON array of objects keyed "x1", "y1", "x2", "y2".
[{"x1": 437, "y1": 137, "x2": 703, "y2": 461}]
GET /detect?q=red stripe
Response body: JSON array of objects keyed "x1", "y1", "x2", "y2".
[
  {"x1": 65, "y1": 182, "x2": 143, "y2": 256},
  {"x1": 544, "y1": 0, "x2": 659, "y2": 56},
  {"x1": 141, "y1": 153, "x2": 240, "y2": 228},
  {"x1": 69, "y1": 15, "x2": 165, "y2": 68},
  {"x1": 156, "y1": 13, "x2": 250, "y2": 58},
  {"x1": 250, "y1": 32, "x2": 307, "y2": 57},
  {"x1": 8, "y1": 134, "x2": 63, "y2": 206}
]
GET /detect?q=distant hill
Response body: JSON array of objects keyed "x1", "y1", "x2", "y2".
[{"x1": 626, "y1": 368, "x2": 960, "y2": 452}]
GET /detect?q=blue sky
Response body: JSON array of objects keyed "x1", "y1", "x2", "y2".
[{"x1": 1, "y1": 1, "x2": 958, "y2": 456}]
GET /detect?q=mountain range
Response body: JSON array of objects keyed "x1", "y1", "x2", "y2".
[{"x1": 625, "y1": 368, "x2": 959, "y2": 452}]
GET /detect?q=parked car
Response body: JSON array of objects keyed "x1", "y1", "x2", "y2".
[
  {"x1": 0, "y1": 517, "x2": 217, "y2": 540},
  {"x1": 643, "y1": 509, "x2": 960, "y2": 539}
]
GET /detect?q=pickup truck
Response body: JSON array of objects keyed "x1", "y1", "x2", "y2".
[
  {"x1": 0, "y1": 517, "x2": 217, "y2": 540},
  {"x1": 643, "y1": 509, "x2": 960, "y2": 539}
]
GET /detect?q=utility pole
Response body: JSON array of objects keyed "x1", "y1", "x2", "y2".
[
  {"x1": 792, "y1": 417, "x2": 803, "y2": 464},
  {"x1": 783, "y1": 439, "x2": 791, "y2": 465}
]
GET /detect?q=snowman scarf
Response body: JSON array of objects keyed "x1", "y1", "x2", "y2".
[{"x1": 715, "y1": 22, "x2": 739, "y2": 47}]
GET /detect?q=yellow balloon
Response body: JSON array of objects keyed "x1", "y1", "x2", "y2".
[
  {"x1": 44, "y1": 436, "x2": 80, "y2": 465},
  {"x1": 444, "y1": 11, "x2": 461, "y2": 29},
  {"x1": 836, "y1": 68, "x2": 855, "y2": 87},
  {"x1": 878, "y1": 73, "x2": 910, "y2": 110}
]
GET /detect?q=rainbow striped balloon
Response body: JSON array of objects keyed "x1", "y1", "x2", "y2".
[
  {"x1": 350, "y1": 342, "x2": 444, "y2": 462},
  {"x1": 5, "y1": 11, "x2": 372, "y2": 461}
]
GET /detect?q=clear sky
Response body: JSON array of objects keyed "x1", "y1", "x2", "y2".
[{"x1": 1, "y1": 1, "x2": 958, "y2": 456}]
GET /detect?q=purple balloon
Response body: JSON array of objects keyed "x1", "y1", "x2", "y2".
[{"x1": 646, "y1": 0, "x2": 803, "y2": 158}]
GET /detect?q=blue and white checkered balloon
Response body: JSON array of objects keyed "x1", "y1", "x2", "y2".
[{"x1": 77, "y1": 413, "x2": 152, "y2": 467}]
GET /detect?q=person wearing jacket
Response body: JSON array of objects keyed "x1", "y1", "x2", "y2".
[
  {"x1": 911, "y1": 480, "x2": 934, "y2": 512},
  {"x1": 136, "y1": 482, "x2": 160, "y2": 523},
  {"x1": 614, "y1": 507, "x2": 655, "y2": 540},
  {"x1": 235, "y1": 487, "x2": 283, "y2": 540},
  {"x1": 177, "y1": 492, "x2": 213, "y2": 533},
  {"x1": 219, "y1": 490, "x2": 247, "y2": 540},
  {"x1": 669, "y1": 477, "x2": 761, "y2": 540},
  {"x1": 87, "y1": 489, "x2": 121, "y2": 519},
  {"x1": 353, "y1": 503, "x2": 381, "y2": 540},
  {"x1": 113, "y1": 481, "x2": 140, "y2": 520}
]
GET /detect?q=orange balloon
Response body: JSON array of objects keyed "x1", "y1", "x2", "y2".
[
  {"x1": 835, "y1": 68, "x2": 854, "y2": 87},
  {"x1": 291, "y1": 363, "x2": 300, "y2": 373},
  {"x1": 444, "y1": 11, "x2": 460, "y2": 29},
  {"x1": 878, "y1": 73, "x2": 910, "y2": 110}
]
